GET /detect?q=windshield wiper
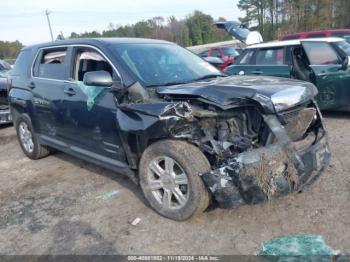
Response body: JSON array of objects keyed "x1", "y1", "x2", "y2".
[
  {"x1": 146, "y1": 74, "x2": 224, "y2": 88},
  {"x1": 146, "y1": 81, "x2": 190, "y2": 88},
  {"x1": 192, "y1": 74, "x2": 225, "y2": 82}
]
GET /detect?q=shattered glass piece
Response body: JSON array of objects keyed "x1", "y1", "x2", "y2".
[
  {"x1": 260, "y1": 235, "x2": 335, "y2": 262},
  {"x1": 75, "y1": 81, "x2": 104, "y2": 111}
]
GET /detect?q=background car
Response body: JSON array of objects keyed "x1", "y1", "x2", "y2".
[
  {"x1": 0, "y1": 59, "x2": 12, "y2": 124},
  {"x1": 199, "y1": 46, "x2": 241, "y2": 71},
  {"x1": 279, "y1": 29, "x2": 350, "y2": 42},
  {"x1": 225, "y1": 37, "x2": 350, "y2": 111},
  {"x1": 202, "y1": 56, "x2": 226, "y2": 70}
]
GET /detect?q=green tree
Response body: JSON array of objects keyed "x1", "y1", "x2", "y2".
[{"x1": 0, "y1": 40, "x2": 23, "y2": 59}]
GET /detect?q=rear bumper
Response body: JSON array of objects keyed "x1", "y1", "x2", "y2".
[
  {"x1": 201, "y1": 115, "x2": 331, "y2": 208},
  {"x1": 0, "y1": 108, "x2": 12, "y2": 124}
]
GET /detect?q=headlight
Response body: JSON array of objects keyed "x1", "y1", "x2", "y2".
[{"x1": 271, "y1": 85, "x2": 318, "y2": 112}]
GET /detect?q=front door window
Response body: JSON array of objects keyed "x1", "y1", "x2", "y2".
[{"x1": 72, "y1": 49, "x2": 114, "y2": 111}]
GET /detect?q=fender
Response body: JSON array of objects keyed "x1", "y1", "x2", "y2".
[{"x1": 116, "y1": 102, "x2": 192, "y2": 169}]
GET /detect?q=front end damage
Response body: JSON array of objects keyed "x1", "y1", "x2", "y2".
[
  {"x1": 120, "y1": 77, "x2": 330, "y2": 208},
  {"x1": 199, "y1": 105, "x2": 330, "y2": 208}
]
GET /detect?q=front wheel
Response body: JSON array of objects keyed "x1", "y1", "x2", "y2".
[{"x1": 139, "y1": 140, "x2": 211, "y2": 221}]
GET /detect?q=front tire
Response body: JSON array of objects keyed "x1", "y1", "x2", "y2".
[
  {"x1": 139, "y1": 140, "x2": 211, "y2": 221},
  {"x1": 16, "y1": 114, "x2": 50, "y2": 160}
]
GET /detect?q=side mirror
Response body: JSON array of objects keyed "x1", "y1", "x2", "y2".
[
  {"x1": 341, "y1": 56, "x2": 349, "y2": 70},
  {"x1": 83, "y1": 70, "x2": 113, "y2": 87},
  {"x1": 111, "y1": 79, "x2": 124, "y2": 92}
]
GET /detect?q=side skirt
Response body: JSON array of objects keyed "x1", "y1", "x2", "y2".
[{"x1": 39, "y1": 134, "x2": 138, "y2": 184}]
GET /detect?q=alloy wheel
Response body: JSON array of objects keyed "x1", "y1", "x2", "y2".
[
  {"x1": 147, "y1": 156, "x2": 189, "y2": 210},
  {"x1": 19, "y1": 122, "x2": 34, "y2": 153}
]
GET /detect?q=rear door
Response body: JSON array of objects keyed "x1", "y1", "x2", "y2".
[
  {"x1": 252, "y1": 47, "x2": 292, "y2": 78},
  {"x1": 301, "y1": 41, "x2": 350, "y2": 109},
  {"x1": 225, "y1": 47, "x2": 291, "y2": 78},
  {"x1": 31, "y1": 47, "x2": 70, "y2": 139}
]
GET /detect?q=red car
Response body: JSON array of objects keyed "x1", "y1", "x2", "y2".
[
  {"x1": 279, "y1": 29, "x2": 350, "y2": 41},
  {"x1": 199, "y1": 47, "x2": 240, "y2": 71}
]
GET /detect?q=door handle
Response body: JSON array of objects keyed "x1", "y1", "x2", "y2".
[
  {"x1": 252, "y1": 70, "x2": 263, "y2": 75},
  {"x1": 27, "y1": 82, "x2": 35, "y2": 89},
  {"x1": 64, "y1": 87, "x2": 76, "y2": 96}
]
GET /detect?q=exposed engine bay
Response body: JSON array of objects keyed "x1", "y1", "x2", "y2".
[
  {"x1": 118, "y1": 75, "x2": 330, "y2": 209},
  {"x1": 157, "y1": 100, "x2": 330, "y2": 208},
  {"x1": 166, "y1": 101, "x2": 320, "y2": 168}
]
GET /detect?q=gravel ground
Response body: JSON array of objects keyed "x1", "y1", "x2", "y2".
[{"x1": 0, "y1": 113, "x2": 349, "y2": 255}]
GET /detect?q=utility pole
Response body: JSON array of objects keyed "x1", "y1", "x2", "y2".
[{"x1": 45, "y1": 10, "x2": 54, "y2": 41}]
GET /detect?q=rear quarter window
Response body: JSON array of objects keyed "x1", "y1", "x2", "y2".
[
  {"x1": 235, "y1": 50, "x2": 255, "y2": 65},
  {"x1": 11, "y1": 50, "x2": 32, "y2": 77}
]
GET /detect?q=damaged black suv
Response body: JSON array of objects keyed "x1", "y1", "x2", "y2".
[{"x1": 9, "y1": 38, "x2": 330, "y2": 220}]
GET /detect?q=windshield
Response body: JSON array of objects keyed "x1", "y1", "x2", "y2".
[
  {"x1": 334, "y1": 40, "x2": 350, "y2": 56},
  {"x1": 111, "y1": 43, "x2": 222, "y2": 87},
  {"x1": 222, "y1": 47, "x2": 240, "y2": 57}
]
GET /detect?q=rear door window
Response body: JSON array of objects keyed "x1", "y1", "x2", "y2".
[
  {"x1": 302, "y1": 42, "x2": 340, "y2": 65},
  {"x1": 33, "y1": 48, "x2": 68, "y2": 80},
  {"x1": 256, "y1": 48, "x2": 285, "y2": 65}
]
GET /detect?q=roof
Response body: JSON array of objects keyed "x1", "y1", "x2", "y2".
[
  {"x1": 282, "y1": 29, "x2": 350, "y2": 36},
  {"x1": 23, "y1": 37, "x2": 172, "y2": 50},
  {"x1": 247, "y1": 37, "x2": 345, "y2": 49}
]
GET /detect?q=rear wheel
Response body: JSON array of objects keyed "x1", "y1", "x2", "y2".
[
  {"x1": 139, "y1": 140, "x2": 211, "y2": 221},
  {"x1": 16, "y1": 114, "x2": 50, "y2": 160}
]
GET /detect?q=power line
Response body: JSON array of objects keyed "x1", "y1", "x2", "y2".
[{"x1": 45, "y1": 10, "x2": 54, "y2": 41}]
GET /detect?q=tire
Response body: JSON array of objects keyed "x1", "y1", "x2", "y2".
[
  {"x1": 15, "y1": 114, "x2": 50, "y2": 160},
  {"x1": 139, "y1": 139, "x2": 211, "y2": 221}
]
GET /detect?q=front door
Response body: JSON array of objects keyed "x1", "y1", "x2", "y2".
[
  {"x1": 61, "y1": 46, "x2": 126, "y2": 162},
  {"x1": 302, "y1": 41, "x2": 350, "y2": 110}
]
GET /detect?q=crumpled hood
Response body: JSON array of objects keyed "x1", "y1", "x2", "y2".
[{"x1": 156, "y1": 76, "x2": 318, "y2": 112}]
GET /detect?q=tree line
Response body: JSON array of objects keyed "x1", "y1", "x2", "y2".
[
  {"x1": 0, "y1": 41, "x2": 23, "y2": 60},
  {"x1": 3, "y1": 2, "x2": 350, "y2": 59},
  {"x1": 238, "y1": 0, "x2": 350, "y2": 41},
  {"x1": 65, "y1": 11, "x2": 231, "y2": 46}
]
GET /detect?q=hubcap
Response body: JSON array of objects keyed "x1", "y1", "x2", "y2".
[
  {"x1": 147, "y1": 156, "x2": 189, "y2": 210},
  {"x1": 19, "y1": 122, "x2": 34, "y2": 153}
]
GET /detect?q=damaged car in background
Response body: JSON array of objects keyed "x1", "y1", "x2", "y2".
[
  {"x1": 9, "y1": 38, "x2": 330, "y2": 220},
  {"x1": 0, "y1": 59, "x2": 12, "y2": 124}
]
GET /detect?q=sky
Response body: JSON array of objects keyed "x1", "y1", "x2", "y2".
[{"x1": 1, "y1": 0, "x2": 243, "y2": 45}]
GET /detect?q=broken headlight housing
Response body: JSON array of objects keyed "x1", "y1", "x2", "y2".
[{"x1": 271, "y1": 85, "x2": 318, "y2": 112}]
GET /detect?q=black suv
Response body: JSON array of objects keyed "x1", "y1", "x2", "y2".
[
  {"x1": 0, "y1": 59, "x2": 12, "y2": 124},
  {"x1": 8, "y1": 38, "x2": 330, "y2": 220}
]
